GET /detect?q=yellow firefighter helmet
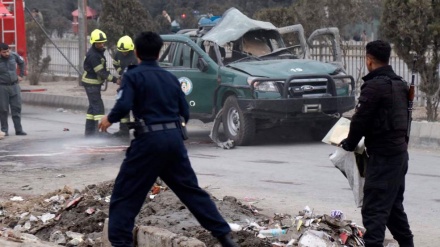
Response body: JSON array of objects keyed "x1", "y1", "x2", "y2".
[
  {"x1": 117, "y1": 35, "x2": 135, "y2": 52},
  {"x1": 90, "y1": 29, "x2": 107, "y2": 44}
]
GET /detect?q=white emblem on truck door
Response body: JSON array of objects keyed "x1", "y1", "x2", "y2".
[{"x1": 179, "y1": 77, "x2": 193, "y2": 95}]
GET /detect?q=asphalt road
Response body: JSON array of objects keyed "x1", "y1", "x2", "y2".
[{"x1": 0, "y1": 105, "x2": 439, "y2": 246}]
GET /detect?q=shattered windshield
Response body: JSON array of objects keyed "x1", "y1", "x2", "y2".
[{"x1": 215, "y1": 30, "x2": 300, "y2": 65}]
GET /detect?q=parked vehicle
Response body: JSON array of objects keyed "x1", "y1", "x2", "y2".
[
  {"x1": 0, "y1": 0, "x2": 27, "y2": 62},
  {"x1": 159, "y1": 8, "x2": 355, "y2": 145}
]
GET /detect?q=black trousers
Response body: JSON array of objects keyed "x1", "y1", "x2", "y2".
[
  {"x1": 108, "y1": 128, "x2": 231, "y2": 247},
  {"x1": 84, "y1": 84, "x2": 104, "y2": 136},
  {"x1": 362, "y1": 151, "x2": 414, "y2": 247}
]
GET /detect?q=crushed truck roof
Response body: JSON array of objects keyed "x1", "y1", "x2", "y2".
[{"x1": 202, "y1": 7, "x2": 277, "y2": 46}]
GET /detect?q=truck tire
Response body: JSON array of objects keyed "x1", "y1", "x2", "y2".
[{"x1": 222, "y1": 96, "x2": 256, "y2": 146}]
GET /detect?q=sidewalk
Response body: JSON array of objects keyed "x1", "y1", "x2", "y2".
[
  {"x1": 20, "y1": 78, "x2": 119, "y2": 113},
  {"x1": 19, "y1": 79, "x2": 440, "y2": 149}
]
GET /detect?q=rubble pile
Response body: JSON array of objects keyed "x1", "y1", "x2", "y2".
[{"x1": 0, "y1": 181, "x2": 365, "y2": 246}]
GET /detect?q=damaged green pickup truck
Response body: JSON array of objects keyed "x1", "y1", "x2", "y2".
[{"x1": 159, "y1": 8, "x2": 355, "y2": 145}]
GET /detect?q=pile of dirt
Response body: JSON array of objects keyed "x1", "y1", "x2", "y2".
[
  {"x1": 0, "y1": 181, "x2": 272, "y2": 246},
  {"x1": 0, "y1": 181, "x2": 366, "y2": 246}
]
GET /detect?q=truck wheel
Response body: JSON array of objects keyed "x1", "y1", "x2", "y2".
[{"x1": 222, "y1": 96, "x2": 256, "y2": 146}]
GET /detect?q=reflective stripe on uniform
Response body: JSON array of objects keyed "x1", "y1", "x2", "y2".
[
  {"x1": 94, "y1": 115, "x2": 105, "y2": 121},
  {"x1": 86, "y1": 114, "x2": 94, "y2": 120},
  {"x1": 117, "y1": 68, "x2": 122, "y2": 73},
  {"x1": 93, "y1": 64, "x2": 104, "y2": 72},
  {"x1": 120, "y1": 118, "x2": 129, "y2": 123},
  {"x1": 107, "y1": 74, "x2": 114, "y2": 81},
  {"x1": 82, "y1": 72, "x2": 102, "y2": 85},
  {"x1": 113, "y1": 60, "x2": 120, "y2": 66}
]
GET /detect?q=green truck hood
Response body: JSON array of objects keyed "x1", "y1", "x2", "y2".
[{"x1": 227, "y1": 59, "x2": 339, "y2": 77}]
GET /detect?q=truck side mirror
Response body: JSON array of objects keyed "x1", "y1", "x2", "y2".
[{"x1": 197, "y1": 58, "x2": 209, "y2": 72}]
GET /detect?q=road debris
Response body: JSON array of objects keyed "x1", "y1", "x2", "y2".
[
  {"x1": 0, "y1": 181, "x2": 367, "y2": 246},
  {"x1": 9, "y1": 196, "x2": 24, "y2": 201}
]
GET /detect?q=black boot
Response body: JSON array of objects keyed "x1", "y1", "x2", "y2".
[
  {"x1": 217, "y1": 233, "x2": 239, "y2": 247},
  {"x1": 85, "y1": 119, "x2": 97, "y2": 137},
  {"x1": 113, "y1": 123, "x2": 130, "y2": 138}
]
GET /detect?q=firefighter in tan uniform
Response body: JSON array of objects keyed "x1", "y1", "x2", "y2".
[
  {"x1": 82, "y1": 29, "x2": 119, "y2": 136},
  {"x1": 112, "y1": 35, "x2": 138, "y2": 137}
]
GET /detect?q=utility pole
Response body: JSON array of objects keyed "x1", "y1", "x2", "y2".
[{"x1": 78, "y1": 0, "x2": 86, "y2": 85}]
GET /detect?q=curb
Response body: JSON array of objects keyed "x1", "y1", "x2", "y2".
[
  {"x1": 22, "y1": 92, "x2": 440, "y2": 149},
  {"x1": 21, "y1": 92, "x2": 116, "y2": 113},
  {"x1": 409, "y1": 121, "x2": 440, "y2": 149}
]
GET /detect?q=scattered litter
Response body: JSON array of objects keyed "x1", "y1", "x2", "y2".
[
  {"x1": 298, "y1": 230, "x2": 336, "y2": 247},
  {"x1": 20, "y1": 212, "x2": 29, "y2": 219},
  {"x1": 85, "y1": 207, "x2": 95, "y2": 215},
  {"x1": 21, "y1": 185, "x2": 32, "y2": 191},
  {"x1": 56, "y1": 174, "x2": 66, "y2": 178},
  {"x1": 56, "y1": 108, "x2": 67, "y2": 112},
  {"x1": 151, "y1": 185, "x2": 161, "y2": 195},
  {"x1": 45, "y1": 195, "x2": 60, "y2": 203},
  {"x1": 24, "y1": 221, "x2": 31, "y2": 230},
  {"x1": 50, "y1": 230, "x2": 66, "y2": 245},
  {"x1": 65, "y1": 196, "x2": 83, "y2": 210},
  {"x1": 330, "y1": 210, "x2": 345, "y2": 221},
  {"x1": 0, "y1": 181, "x2": 368, "y2": 247},
  {"x1": 228, "y1": 223, "x2": 242, "y2": 232},
  {"x1": 29, "y1": 215, "x2": 38, "y2": 222},
  {"x1": 10, "y1": 196, "x2": 24, "y2": 201},
  {"x1": 55, "y1": 214, "x2": 62, "y2": 221},
  {"x1": 303, "y1": 205, "x2": 313, "y2": 218},
  {"x1": 39, "y1": 213, "x2": 56, "y2": 223},
  {"x1": 63, "y1": 128, "x2": 70, "y2": 131},
  {"x1": 258, "y1": 228, "x2": 287, "y2": 238}
]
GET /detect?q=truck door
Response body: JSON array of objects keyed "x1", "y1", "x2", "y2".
[
  {"x1": 159, "y1": 39, "x2": 218, "y2": 118},
  {"x1": 307, "y1": 27, "x2": 342, "y2": 66},
  {"x1": 277, "y1": 24, "x2": 310, "y2": 59}
]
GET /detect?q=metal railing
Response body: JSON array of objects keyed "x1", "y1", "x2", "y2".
[{"x1": 310, "y1": 40, "x2": 429, "y2": 106}]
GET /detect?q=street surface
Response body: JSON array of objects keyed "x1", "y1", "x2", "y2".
[{"x1": 0, "y1": 105, "x2": 439, "y2": 246}]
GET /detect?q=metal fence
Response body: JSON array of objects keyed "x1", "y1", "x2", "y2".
[
  {"x1": 310, "y1": 40, "x2": 426, "y2": 105},
  {"x1": 40, "y1": 39, "x2": 427, "y2": 105}
]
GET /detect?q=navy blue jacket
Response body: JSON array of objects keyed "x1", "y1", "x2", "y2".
[{"x1": 108, "y1": 59, "x2": 189, "y2": 125}]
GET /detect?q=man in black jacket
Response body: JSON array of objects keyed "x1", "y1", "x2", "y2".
[{"x1": 340, "y1": 40, "x2": 414, "y2": 247}]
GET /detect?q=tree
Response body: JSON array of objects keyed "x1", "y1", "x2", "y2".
[
  {"x1": 381, "y1": 0, "x2": 440, "y2": 121},
  {"x1": 26, "y1": 22, "x2": 51, "y2": 85},
  {"x1": 99, "y1": 0, "x2": 155, "y2": 52}
]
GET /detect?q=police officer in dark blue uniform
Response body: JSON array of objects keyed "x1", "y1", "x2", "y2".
[
  {"x1": 98, "y1": 31, "x2": 238, "y2": 247},
  {"x1": 340, "y1": 40, "x2": 413, "y2": 247}
]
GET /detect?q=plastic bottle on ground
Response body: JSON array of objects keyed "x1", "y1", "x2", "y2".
[{"x1": 259, "y1": 228, "x2": 287, "y2": 237}]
